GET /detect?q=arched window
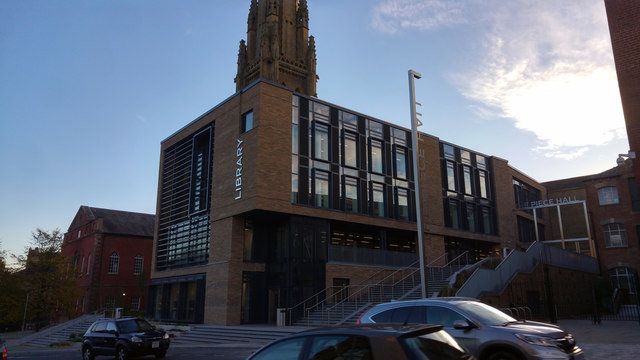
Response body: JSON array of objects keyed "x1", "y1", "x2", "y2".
[
  {"x1": 603, "y1": 223, "x2": 627, "y2": 248},
  {"x1": 133, "y1": 254, "x2": 144, "y2": 275},
  {"x1": 108, "y1": 252, "x2": 119, "y2": 274}
]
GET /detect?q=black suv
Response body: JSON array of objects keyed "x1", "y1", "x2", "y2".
[{"x1": 82, "y1": 317, "x2": 170, "y2": 360}]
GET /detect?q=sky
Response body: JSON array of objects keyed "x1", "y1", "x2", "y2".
[{"x1": 0, "y1": 0, "x2": 630, "y2": 261}]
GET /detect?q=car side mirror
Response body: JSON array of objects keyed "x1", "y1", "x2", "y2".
[{"x1": 453, "y1": 319, "x2": 473, "y2": 330}]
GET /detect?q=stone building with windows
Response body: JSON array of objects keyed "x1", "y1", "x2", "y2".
[
  {"x1": 146, "y1": 0, "x2": 582, "y2": 325},
  {"x1": 62, "y1": 206, "x2": 155, "y2": 315}
]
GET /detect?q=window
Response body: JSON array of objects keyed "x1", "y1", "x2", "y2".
[
  {"x1": 460, "y1": 150, "x2": 471, "y2": 165},
  {"x1": 92, "y1": 321, "x2": 107, "y2": 333},
  {"x1": 344, "y1": 177, "x2": 359, "y2": 213},
  {"x1": 477, "y1": 155, "x2": 486, "y2": 169},
  {"x1": 479, "y1": 170, "x2": 488, "y2": 198},
  {"x1": 597, "y1": 186, "x2": 619, "y2": 205},
  {"x1": 370, "y1": 139, "x2": 383, "y2": 173},
  {"x1": 106, "y1": 321, "x2": 117, "y2": 332},
  {"x1": 292, "y1": 124, "x2": 299, "y2": 154},
  {"x1": 314, "y1": 122, "x2": 330, "y2": 161},
  {"x1": 342, "y1": 111, "x2": 358, "y2": 129},
  {"x1": 241, "y1": 110, "x2": 253, "y2": 133},
  {"x1": 308, "y1": 335, "x2": 372, "y2": 360},
  {"x1": 446, "y1": 161, "x2": 457, "y2": 191},
  {"x1": 314, "y1": 170, "x2": 330, "y2": 208},
  {"x1": 371, "y1": 306, "x2": 425, "y2": 323},
  {"x1": 105, "y1": 296, "x2": 116, "y2": 309},
  {"x1": 629, "y1": 178, "x2": 640, "y2": 211},
  {"x1": 250, "y1": 337, "x2": 306, "y2": 360},
  {"x1": 395, "y1": 147, "x2": 407, "y2": 179},
  {"x1": 191, "y1": 128, "x2": 212, "y2": 214},
  {"x1": 369, "y1": 120, "x2": 383, "y2": 138},
  {"x1": 448, "y1": 199, "x2": 460, "y2": 229},
  {"x1": 396, "y1": 188, "x2": 409, "y2": 220},
  {"x1": 108, "y1": 252, "x2": 119, "y2": 274},
  {"x1": 609, "y1": 267, "x2": 637, "y2": 294},
  {"x1": 603, "y1": 223, "x2": 627, "y2": 248},
  {"x1": 517, "y1": 216, "x2": 544, "y2": 242},
  {"x1": 130, "y1": 296, "x2": 141, "y2": 310},
  {"x1": 343, "y1": 131, "x2": 358, "y2": 168},
  {"x1": 481, "y1": 207, "x2": 492, "y2": 234},
  {"x1": 465, "y1": 203, "x2": 476, "y2": 232},
  {"x1": 463, "y1": 166, "x2": 473, "y2": 195},
  {"x1": 157, "y1": 124, "x2": 212, "y2": 271},
  {"x1": 371, "y1": 182, "x2": 385, "y2": 217},
  {"x1": 443, "y1": 144, "x2": 455, "y2": 160},
  {"x1": 426, "y1": 306, "x2": 466, "y2": 328},
  {"x1": 80, "y1": 256, "x2": 85, "y2": 276},
  {"x1": 86, "y1": 254, "x2": 91, "y2": 275},
  {"x1": 291, "y1": 173, "x2": 299, "y2": 203},
  {"x1": 133, "y1": 254, "x2": 143, "y2": 275},
  {"x1": 243, "y1": 219, "x2": 254, "y2": 261}
]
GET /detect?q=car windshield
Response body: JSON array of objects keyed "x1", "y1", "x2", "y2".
[
  {"x1": 402, "y1": 330, "x2": 469, "y2": 359},
  {"x1": 455, "y1": 301, "x2": 515, "y2": 326},
  {"x1": 118, "y1": 319, "x2": 154, "y2": 333}
]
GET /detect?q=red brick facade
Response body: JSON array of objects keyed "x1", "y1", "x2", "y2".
[
  {"x1": 62, "y1": 206, "x2": 154, "y2": 315},
  {"x1": 606, "y1": 0, "x2": 640, "y2": 202}
]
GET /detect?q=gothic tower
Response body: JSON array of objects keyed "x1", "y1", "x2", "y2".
[{"x1": 235, "y1": 0, "x2": 318, "y2": 96}]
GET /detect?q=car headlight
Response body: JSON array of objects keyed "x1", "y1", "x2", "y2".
[
  {"x1": 515, "y1": 333, "x2": 558, "y2": 347},
  {"x1": 131, "y1": 336, "x2": 142, "y2": 343},
  {"x1": 163, "y1": 333, "x2": 169, "y2": 340}
]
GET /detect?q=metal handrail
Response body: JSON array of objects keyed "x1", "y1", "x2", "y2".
[
  {"x1": 286, "y1": 256, "x2": 423, "y2": 324},
  {"x1": 291, "y1": 250, "x2": 476, "y2": 326},
  {"x1": 319, "y1": 253, "x2": 455, "y2": 325},
  {"x1": 429, "y1": 251, "x2": 470, "y2": 282},
  {"x1": 297, "y1": 259, "x2": 422, "y2": 326}
]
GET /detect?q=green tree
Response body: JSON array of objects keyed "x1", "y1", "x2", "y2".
[
  {"x1": 0, "y1": 240, "x2": 26, "y2": 330},
  {"x1": 14, "y1": 229, "x2": 80, "y2": 328}
]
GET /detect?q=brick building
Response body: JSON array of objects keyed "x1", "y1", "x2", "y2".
[
  {"x1": 605, "y1": 0, "x2": 640, "y2": 194},
  {"x1": 62, "y1": 206, "x2": 155, "y2": 315},
  {"x1": 544, "y1": 163, "x2": 640, "y2": 296},
  {"x1": 146, "y1": 0, "x2": 593, "y2": 325}
]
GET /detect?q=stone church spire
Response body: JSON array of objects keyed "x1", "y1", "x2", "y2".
[{"x1": 235, "y1": 0, "x2": 318, "y2": 96}]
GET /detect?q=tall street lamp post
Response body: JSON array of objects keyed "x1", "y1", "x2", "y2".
[{"x1": 408, "y1": 69, "x2": 427, "y2": 298}]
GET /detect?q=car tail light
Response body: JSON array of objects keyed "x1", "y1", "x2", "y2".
[
  {"x1": 356, "y1": 307, "x2": 371, "y2": 324},
  {"x1": 2, "y1": 346, "x2": 7, "y2": 360}
]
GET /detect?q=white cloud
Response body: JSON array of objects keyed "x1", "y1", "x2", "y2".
[
  {"x1": 371, "y1": 0, "x2": 465, "y2": 34},
  {"x1": 373, "y1": 0, "x2": 626, "y2": 160},
  {"x1": 457, "y1": 0, "x2": 626, "y2": 159}
]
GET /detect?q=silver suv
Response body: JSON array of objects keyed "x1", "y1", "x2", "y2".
[{"x1": 357, "y1": 298, "x2": 583, "y2": 360}]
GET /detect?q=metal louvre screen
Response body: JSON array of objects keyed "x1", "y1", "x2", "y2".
[{"x1": 156, "y1": 125, "x2": 214, "y2": 270}]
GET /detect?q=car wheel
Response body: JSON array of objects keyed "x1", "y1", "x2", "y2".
[
  {"x1": 486, "y1": 350, "x2": 521, "y2": 360},
  {"x1": 82, "y1": 346, "x2": 95, "y2": 360},
  {"x1": 155, "y1": 350, "x2": 167, "y2": 359},
  {"x1": 116, "y1": 346, "x2": 129, "y2": 360}
]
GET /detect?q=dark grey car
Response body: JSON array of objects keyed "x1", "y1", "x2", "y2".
[
  {"x1": 357, "y1": 298, "x2": 583, "y2": 360},
  {"x1": 82, "y1": 317, "x2": 170, "y2": 360},
  {"x1": 246, "y1": 324, "x2": 474, "y2": 360}
]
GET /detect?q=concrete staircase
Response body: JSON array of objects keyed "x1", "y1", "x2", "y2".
[
  {"x1": 15, "y1": 314, "x2": 100, "y2": 348},
  {"x1": 291, "y1": 264, "x2": 465, "y2": 327},
  {"x1": 172, "y1": 325, "x2": 306, "y2": 345},
  {"x1": 292, "y1": 302, "x2": 370, "y2": 327}
]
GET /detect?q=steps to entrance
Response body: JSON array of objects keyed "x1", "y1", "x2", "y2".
[
  {"x1": 15, "y1": 314, "x2": 100, "y2": 348},
  {"x1": 172, "y1": 325, "x2": 306, "y2": 345}
]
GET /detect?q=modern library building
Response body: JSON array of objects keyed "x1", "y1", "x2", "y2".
[{"x1": 147, "y1": 0, "x2": 594, "y2": 325}]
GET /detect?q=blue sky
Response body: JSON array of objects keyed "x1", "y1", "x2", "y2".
[{"x1": 0, "y1": 0, "x2": 629, "y2": 260}]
